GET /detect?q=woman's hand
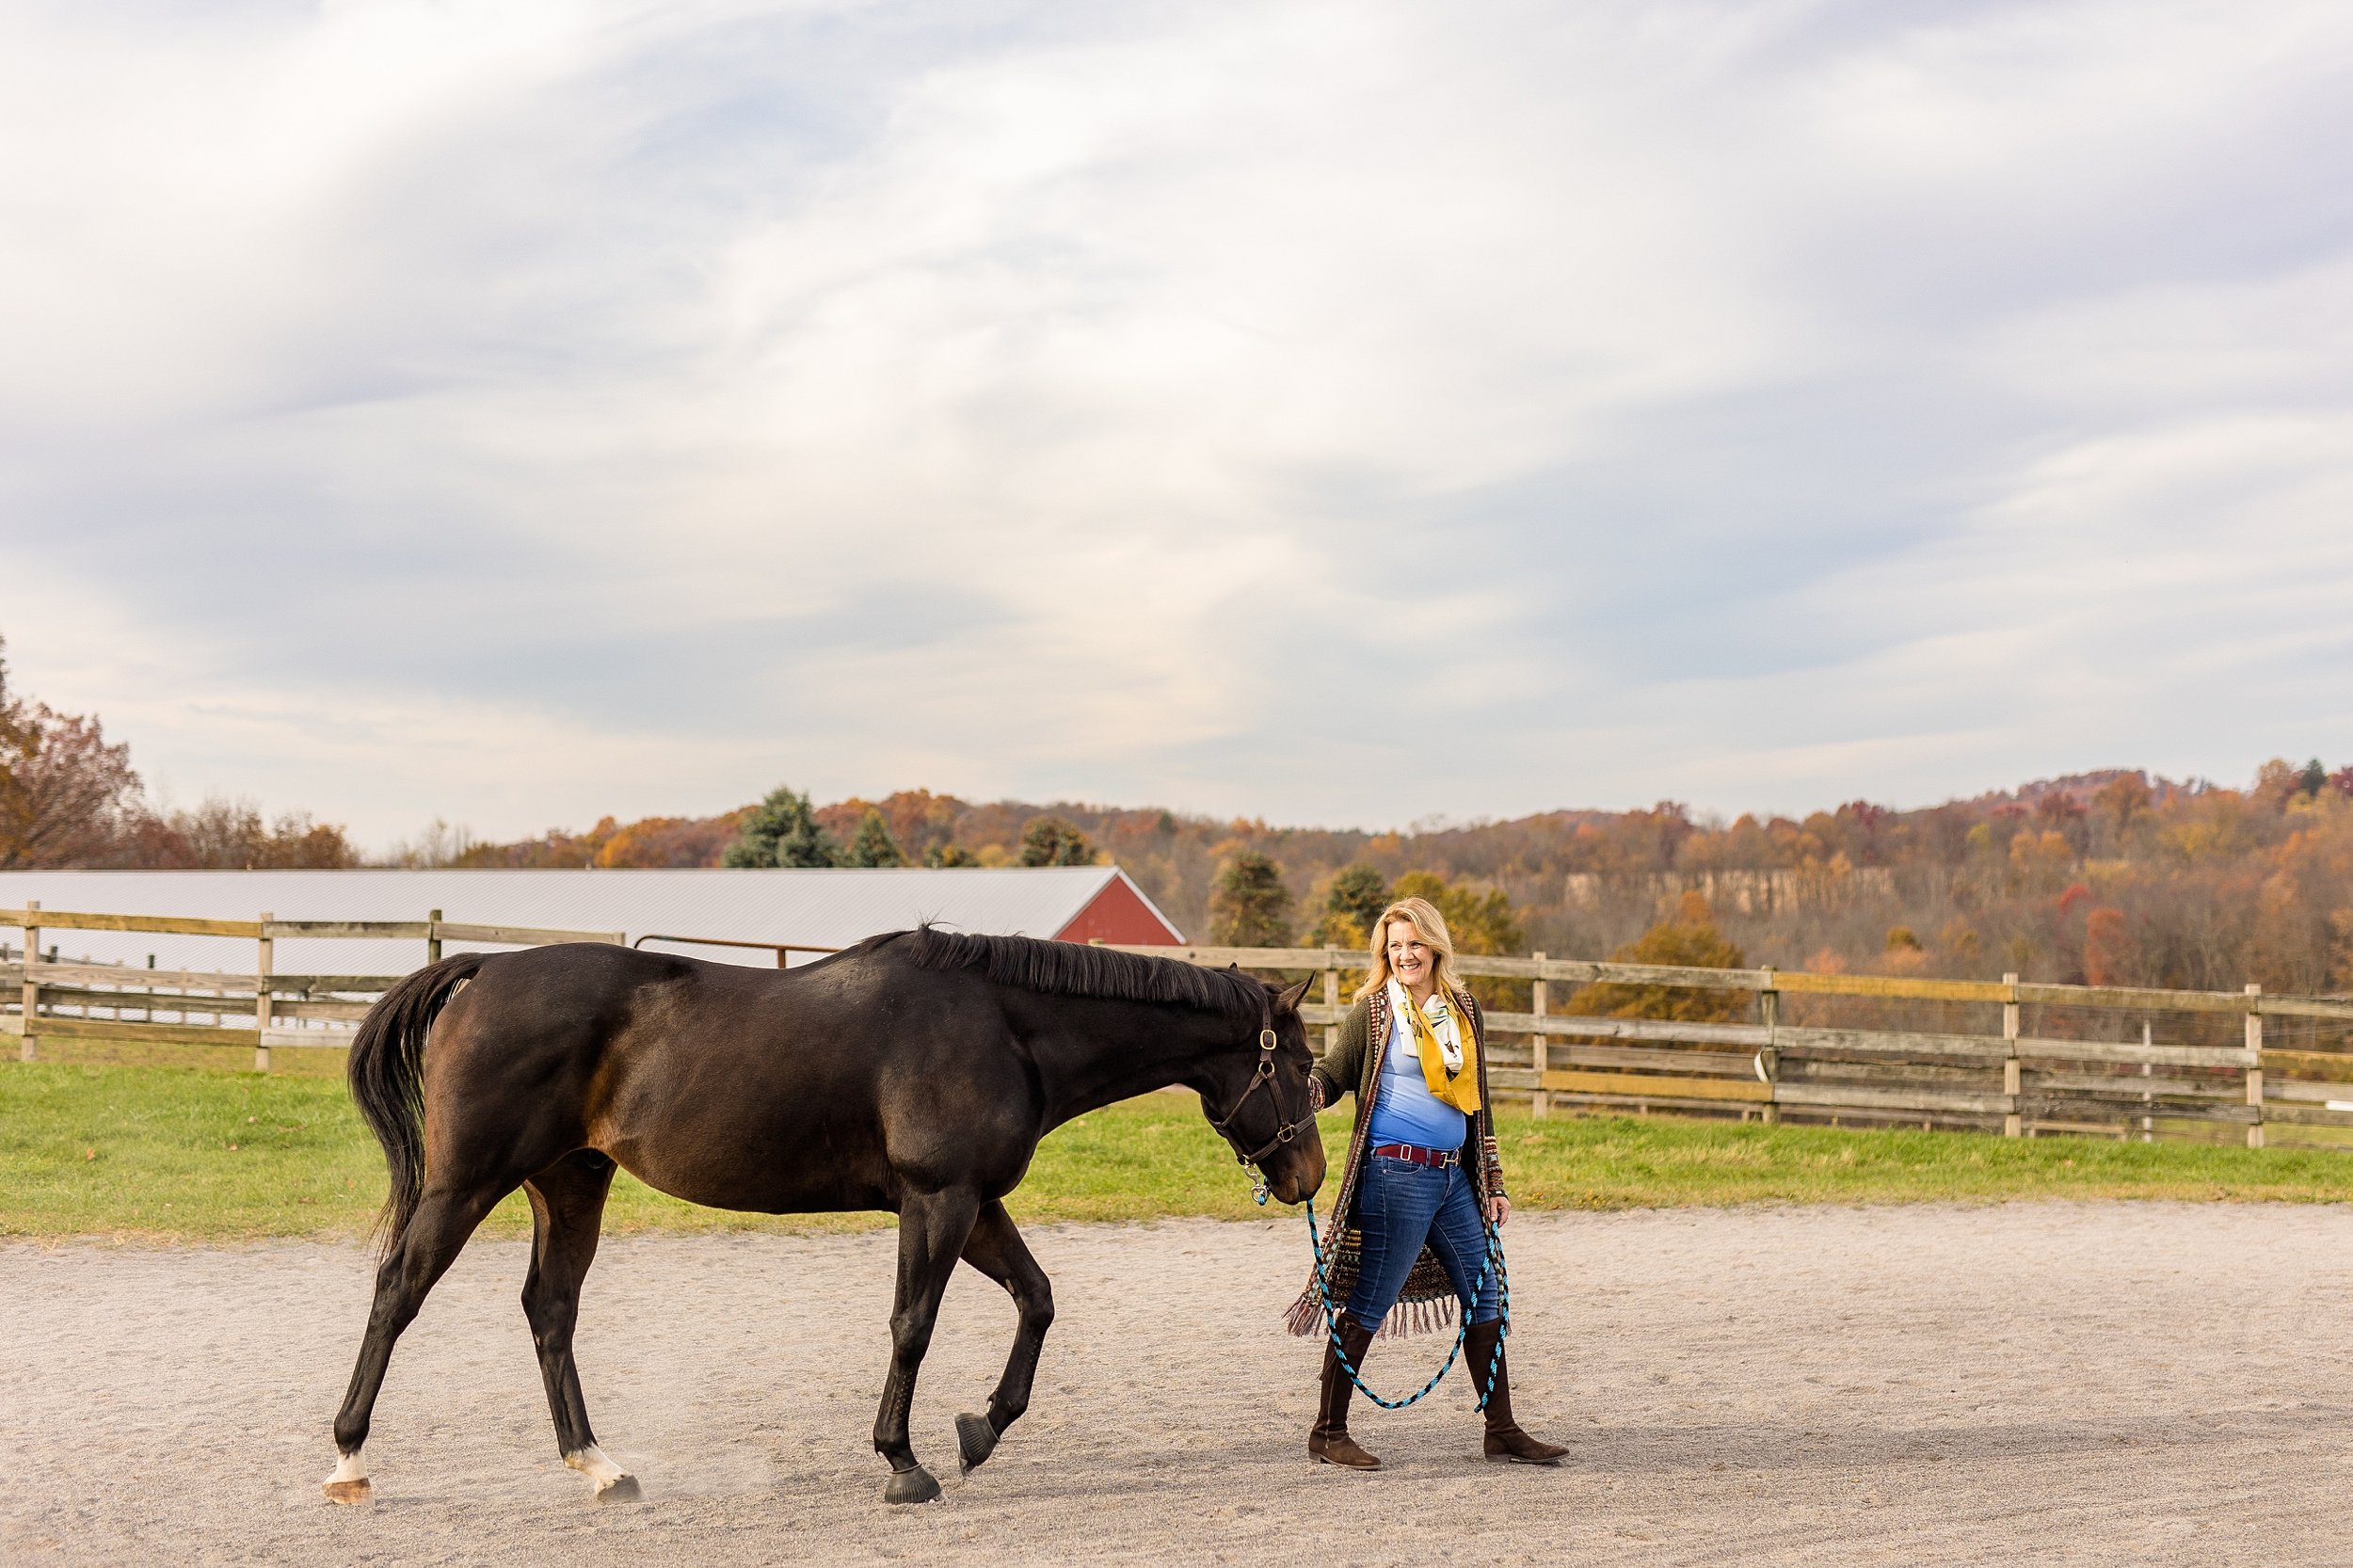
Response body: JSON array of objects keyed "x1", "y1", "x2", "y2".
[{"x1": 1487, "y1": 1194, "x2": 1510, "y2": 1227}]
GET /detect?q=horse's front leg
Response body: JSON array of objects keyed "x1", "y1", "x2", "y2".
[
  {"x1": 874, "y1": 1187, "x2": 982, "y2": 1504},
  {"x1": 952, "y1": 1198, "x2": 1054, "y2": 1476}
]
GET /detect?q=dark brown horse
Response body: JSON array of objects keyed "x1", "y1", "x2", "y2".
[{"x1": 321, "y1": 927, "x2": 1325, "y2": 1507}]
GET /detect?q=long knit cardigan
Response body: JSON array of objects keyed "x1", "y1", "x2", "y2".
[{"x1": 1284, "y1": 985, "x2": 1507, "y2": 1339}]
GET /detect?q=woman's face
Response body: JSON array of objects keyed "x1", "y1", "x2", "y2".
[{"x1": 1385, "y1": 920, "x2": 1434, "y2": 991}]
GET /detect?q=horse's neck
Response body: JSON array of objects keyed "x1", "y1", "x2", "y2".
[{"x1": 1028, "y1": 1000, "x2": 1241, "y2": 1126}]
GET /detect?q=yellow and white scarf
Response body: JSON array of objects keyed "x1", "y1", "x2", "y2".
[{"x1": 1385, "y1": 978, "x2": 1483, "y2": 1114}]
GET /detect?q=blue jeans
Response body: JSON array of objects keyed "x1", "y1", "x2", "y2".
[{"x1": 1344, "y1": 1153, "x2": 1500, "y2": 1329}]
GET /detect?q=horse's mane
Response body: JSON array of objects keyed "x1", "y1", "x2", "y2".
[{"x1": 891, "y1": 925, "x2": 1259, "y2": 1015}]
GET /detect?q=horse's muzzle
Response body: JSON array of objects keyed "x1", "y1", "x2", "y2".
[{"x1": 1266, "y1": 1138, "x2": 1327, "y2": 1206}]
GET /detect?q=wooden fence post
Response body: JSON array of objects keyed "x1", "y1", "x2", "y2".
[
  {"x1": 2245, "y1": 984, "x2": 2265, "y2": 1150},
  {"x1": 17, "y1": 900, "x2": 36, "y2": 1063},
  {"x1": 1758, "y1": 966, "x2": 1779, "y2": 1126},
  {"x1": 426, "y1": 909, "x2": 443, "y2": 966},
  {"x1": 1321, "y1": 960, "x2": 1339, "y2": 1055},
  {"x1": 2002, "y1": 972, "x2": 2022, "y2": 1137},
  {"x1": 1530, "y1": 952, "x2": 1550, "y2": 1120},
  {"x1": 2139, "y1": 1019, "x2": 2154, "y2": 1142},
  {"x1": 254, "y1": 912, "x2": 274, "y2": 1074}
]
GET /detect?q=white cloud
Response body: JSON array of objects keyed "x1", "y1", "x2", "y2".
[{"x1": 2, "y1": 0, "x2": 2349, "y2": 843}]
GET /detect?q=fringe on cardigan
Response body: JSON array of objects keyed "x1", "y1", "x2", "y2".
[
  {"x1": 1284, "y1": 1288, "x2": 1460, "y2": 1340},
  {"x1": 1285, "y1": 1231, "x2": 1461, "y2": 1339}
]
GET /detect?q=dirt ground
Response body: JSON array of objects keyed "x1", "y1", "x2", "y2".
[{"x1": 5, "y1": 1202, "x2": 2353, "y2": 1566}]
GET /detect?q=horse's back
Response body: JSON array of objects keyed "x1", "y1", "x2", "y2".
[{"x1": 423, "y1": 938, "x2": 1036, "y2": 1214}]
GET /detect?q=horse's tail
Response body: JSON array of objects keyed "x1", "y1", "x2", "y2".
[{"x1": 348, "y1": 952, "x2": 489, "y2": 1255}]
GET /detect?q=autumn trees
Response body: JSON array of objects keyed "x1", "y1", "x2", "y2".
[
  {"x1": 1564, "y1": 892, "x2": 1749, "y2": 1022},
  {"x1": 1018, "y1": 816, "x2": 1093, "y2": 866},
  {"x1": 0, "y1": 668, "x2": 140, "y2": 867},
  {"x1": 0, "y1": 637, "x2": 354, "y2": 870},
  {"x1": 716, "y1": 792, "x2": 1083, "y2": 871},
  {"x1": 1212, "y1": 849, "x2": 1528, "y2": 953},
  {"x1": 491, "y1": 760, "x2": 2353, "y2": 999}
]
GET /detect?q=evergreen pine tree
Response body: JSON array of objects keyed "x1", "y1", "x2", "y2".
[
  {"x1": 842, "y1": 808, "x2": 906, "y2": 868},
  {"x1": 1209, "y1": 851, "x2": 1292, "y2": 947},
  {"x1": 723, "y1": 785, "x2": 840, "y2": 868},
  {"x1": 1391, "y1": 870, "x2": 1523, "y2": 955},
  {"x1": 1310, "y1": 863, "x2": 1389, "y2": 947}
]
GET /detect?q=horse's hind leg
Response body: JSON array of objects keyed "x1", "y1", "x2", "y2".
[
  {"x1": 521, "y1": 1150, "x2": 635, "y2": 1502},
  {"x1": 873, "y1": 1187, "x2": 982, "y2": 1504},
  {"x1": 325, "y1": 1182, "x2": 507, "y2": 1502},
  {"x1": 952, "y1": 1199, "x2": 1054, "y2": 1476}
]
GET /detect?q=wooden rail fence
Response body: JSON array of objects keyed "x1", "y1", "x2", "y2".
[
  {"x1": 12, "y1": 904, "x2": 2353, "y2": 1150},
  {"x1": 1112, "y1": 944, "x2": 2353, "y2": 1151},
  {"x1": 2, "y1": 903, "x2": 621, "y2": 1072}
]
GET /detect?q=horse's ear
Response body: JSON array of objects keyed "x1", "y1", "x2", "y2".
[{"x1": 1275, "y1": 974, "x2": 1315, "y2": 1013}]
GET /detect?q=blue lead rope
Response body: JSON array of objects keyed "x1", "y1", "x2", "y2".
[{"x1": 1303, "y1": 1195, "x2": 1510, "y2": 1410}]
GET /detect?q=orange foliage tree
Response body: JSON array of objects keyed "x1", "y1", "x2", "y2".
[{"x1": 1563, "y1": 892, "x2": 1750, "y2": 1022}]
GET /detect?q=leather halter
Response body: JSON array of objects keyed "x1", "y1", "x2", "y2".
[{"x1": 1207, "y1": 998, "x2": 1317, "y2": 1176}]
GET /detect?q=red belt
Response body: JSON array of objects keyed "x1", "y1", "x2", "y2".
[{"x1": 1369, "y1": 1142, "x2": 1458, "y2": 1167}]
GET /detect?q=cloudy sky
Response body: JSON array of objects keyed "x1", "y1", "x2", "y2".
[{"x1": 3, "y1": 0, "x2": 2349, "y2": 846}]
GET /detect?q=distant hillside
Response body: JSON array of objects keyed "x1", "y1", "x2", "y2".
[
  {"x1": 441, "y1": 761, "x2": 2353, "y2": 998},
  {"x1": 15, "y1": 633, "x2": 2345, "y2": 993}
]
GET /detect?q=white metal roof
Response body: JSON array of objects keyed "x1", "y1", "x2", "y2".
[{"x1": 0, "y1": 866, "x2": 1180, "y2": 977}]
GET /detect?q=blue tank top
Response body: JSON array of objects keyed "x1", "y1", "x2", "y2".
[{"x1": 1367, "y1": 1000, "x2": 1469, "y2": 1151}]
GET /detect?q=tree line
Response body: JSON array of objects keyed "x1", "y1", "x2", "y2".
[
  {"x1": 8, "y1": 639, "x2": 2351, "y2": 994},
  {"x1": 467, "y1": 764, "x2": 2353, "y2": 997},
  {"x1": 0, "y1": 639, "x2": 357, "y2": 871}
]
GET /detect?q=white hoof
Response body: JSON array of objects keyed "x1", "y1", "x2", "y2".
[
  {"x1": 322, "y1": 1448, "x2": 370, "y2": 1504},
  {"x1": 565, "y1": 1444, "x2": 639, "y2": 1501}
]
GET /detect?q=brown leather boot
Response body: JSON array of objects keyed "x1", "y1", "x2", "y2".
[
  {"x1": 1308, "y1": 1312, "x2": 1381, "y2": 1469},
  {"x1": 1466, "y1": 1320, "x2": 1566, "y2": 1465}
]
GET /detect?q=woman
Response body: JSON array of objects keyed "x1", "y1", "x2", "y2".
[{"x1": 1289, "y1": 896, "x2": 1567, "y2": 1469}]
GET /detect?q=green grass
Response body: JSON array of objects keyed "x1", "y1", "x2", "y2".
[
  {"x1": 1496, "y1": 1113, "x2": 2353, "y2": 1207},
  {"x1": 3, "y1": 1059, "x2": 2350, "y2": 1242}
]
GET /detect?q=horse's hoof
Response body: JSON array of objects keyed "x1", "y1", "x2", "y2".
[
  {"x1": 955, "y1": 1413, "x2": 999, "y2": 1475},
  {"x1": 321, "y1": 1478, "x2": 372, "y2": 1505},
  {"x1": 884, "y1": 1464, "x2": 943, "y2": 1505},
  {"x1": 597, "y1": 1473, "x2": 644, "y2": 1504}
]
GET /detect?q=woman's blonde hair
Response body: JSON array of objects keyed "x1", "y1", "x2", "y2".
[{"x1": 1353, "y1": 896, "x2": 1466, "y2": 1004}]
